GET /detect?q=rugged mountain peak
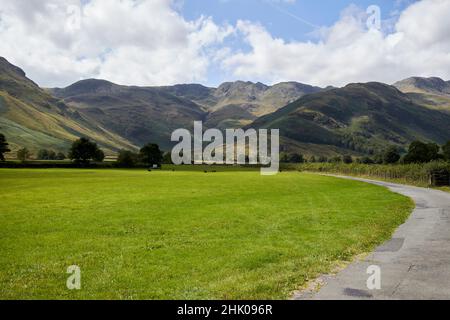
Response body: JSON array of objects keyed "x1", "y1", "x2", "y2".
[
  {"x1": 0, "y1": 57, "x2": 27, "y2": 79},
  {"x1": 51, "y1": 79, "x2": 120, "y2": 98},
  {"x1": 215, "y1": 81, "x2": 269, "y2": 97},
  {"x1": 343, "y1": 82, "x2": 408, "y2": 99},
  {"x1": 393, "y1": 76, "x2": 450, "y2": 95},
  {"x1": 0, "y1": 56, "x2": 40, "y2": 92},
  {"x1": 272, "y1": 81, "x2": 320, "y2": 90}
]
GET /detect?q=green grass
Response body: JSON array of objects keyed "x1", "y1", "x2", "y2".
[{"x1": 0, "y1": 169, "x2": 413, "y2": 300}]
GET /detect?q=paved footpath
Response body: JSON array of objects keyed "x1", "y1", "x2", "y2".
[{"x1": 294, "y1": 176, "x2": 450, "y2": 300}]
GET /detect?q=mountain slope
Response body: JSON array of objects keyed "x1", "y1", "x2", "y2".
[
  {"x1": 51, "y1": 79, "x2": 207, "y2": 149},
  {"x1": 52, "y1": 79, "x2": 323, "y2": 146},
  {"x1": 0, "y1": 58, "x2": 137, "y2": 155},
  {"x1": 160, "y1": 80, "x2": 323, "y2": 129},
  {"x1": 2, "y1": 57, "x2": 450, "y2": 158},
  {"x1": 393, "y1": 77, "x2": 450, "y2": 95},
  {"x1": 251, "y1": 82, "x2": 450, "y2": 154},
  {"x1": 394, "y1": 77, "x2": 450, "y2": 112}
]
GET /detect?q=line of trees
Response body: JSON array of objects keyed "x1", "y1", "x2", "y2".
[
  {"x1": 37, "y1": 149, "x2": 66, "y2": 161},
  {"x1": 116, "y1": 144, "x2": 163, "y2": 168},
  {"x1": 2, "y1": 132, "x2": 449, "y2": 167},
  {"x1": 0, "y1": 133, "x2": 165, "y2": 167},
  {"x1": 288, "y1": 140, "x2": 450, "y2": 165}
]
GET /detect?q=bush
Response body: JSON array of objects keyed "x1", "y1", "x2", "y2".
[
  {"x1": 17, "y1": 148, "x2": 31, "y2": 162},
  {"x1": 288, "y1": 153, "x2": 304, "y2": 164},
  {"x1": 38, "y1": 149, "x2": 49, "y2": 160},
  {"x1": 116, "y1": 150, "x2": 139, "y2": 168},
  {"x1": 443, "y1": 141, "x2": 450, "y2": 161},
  {"x1": 358, "y1": 156, "x2": 374, "y2": 164},
  {"x1": 383, "y1": 146, "x2": 401, "y2": 164},
  {"x1": 317, "y1": 156, "x2": 328, "y2": 163},
  {"x1": 342, "y1": 155, "x2": 353, "y2": 164},
  {"x1": 56, "y1": 152, "x2": 66, "y2": 160},
  {"x1": 0, "y1": 133, "x2": 11, "y2": 161},
  {"x1": 162, "y1": 152, "x2": 173, "y2": 165}
]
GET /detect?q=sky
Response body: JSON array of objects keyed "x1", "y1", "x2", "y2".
[{"x1": 0, "y1": 0, "x2": 449, "y2": 88}]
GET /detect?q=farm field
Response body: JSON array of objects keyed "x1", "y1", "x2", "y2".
[{"x1": 0, "y1": 169, "x2": 413, "y2": 299}]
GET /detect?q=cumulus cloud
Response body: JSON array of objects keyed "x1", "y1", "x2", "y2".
[
  {"x1": 0, "y1": 0, "x2": 233, "y2": 87},
  {"x1": 0, "y1": 0, "x2": 448, "y2": 88},
  {"x1": 221, "y1": 0, "x2": 450, "y2": 87}
]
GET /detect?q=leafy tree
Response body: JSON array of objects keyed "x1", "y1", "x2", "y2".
[
  {"x1": 309, "y1": 156, "x2": 317, "y2": 163},
  {"x1": 358, "y1": 156, "x2": 375, "y2": 164},
  {"x1": 426, "y1": 143, "x2": 441, "y2": 161},
  {"x1": 0, "y1": 133, "x2": 11, "y2": 161},
  {"x1": 48, "y1": 150, "x2": 57, "y2": 160},
  {"x1": 140, "y1": 143, "x2": 163, "y2": 167},
  {"x1": 17, "y1": 148, "x2": 31, "y2": 162},
  {"x1": 93, "y1": 149, "x2": 105, "y2": 162},
  {"x1": 403, "y1": 141, "x2": 441, "y2": 164},
  {"x1": 116, "y1": 150, "x2": 139, "y2": 168},
  {"x1": 68, "y1": 137, "x2": 104, "y2": 164},
  {"x1": 373, "y1": 153, "x2": 384, "y2": 164},
  {"x1": 38, "y1": 149, "x2": 50, "y2": 160},
  {"x1": 342, "y1": 155, "x2": 353, "y2": 164},
  {"x1": 329, "y1": 156, "x2": 342, "y2": 163},
  {"x1": 318, "y1": 156, "x2": 328, "y2": 163},
  {"x1": 383, "y1": 146, "x2": 401, "y2": 164},
  {"x1": 162, "y1": 152, "x2": 173, "y2": 165},
  {"x1": 443, "y1": 141, "x2": 450, "y2": 161},
  {"x1": 56, "y1": 152, "x2": 66, "y2": 160},
  {"x1": 288, "y1": 153, "x2": 304, "y2": 163},
  {"x1": 280, "y1": 152, "x2": 289, "y2": 163},
  {"x1": 38, "y1": 149, "x2": 58, "y2": 160}
]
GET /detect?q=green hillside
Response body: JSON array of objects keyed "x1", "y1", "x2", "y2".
[
  {"x1": 251, "y1": 82, "x2": 450, "y2": 154},
  {"x1": 1, "y1": 57, "x2": 449, "y2": 158},
  {"x1": 51, "y1": 79, "x2": 206, "y2": 149},
  {"x1": 50, "y1": 77, "x2": 323, "y2": 147},
  {"x1": 0, "y1": 58, "x2": 137, "y2": 156}
]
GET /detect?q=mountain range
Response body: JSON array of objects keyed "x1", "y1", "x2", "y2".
[{"x1": 1, "y1": 56, "x2": 449, "y2": 157}]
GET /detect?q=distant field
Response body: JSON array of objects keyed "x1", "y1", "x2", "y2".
[{"x1": 0, "y1": 169, "x2": 413, "y2": 299}]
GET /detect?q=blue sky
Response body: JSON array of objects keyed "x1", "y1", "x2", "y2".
[
  {"x1": 182, "y1": 0, "x2": 413, "y2": 42},
  {"x1": 180, "y1": 0, "x2": 419, "y2": 86},
  {"x1": 2, "y1": 0, "x2": 449, "y2": 88}
]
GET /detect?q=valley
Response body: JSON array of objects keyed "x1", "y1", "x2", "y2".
[{"x1": 1, "y1": 57, "x2": 449, "y2": 158}]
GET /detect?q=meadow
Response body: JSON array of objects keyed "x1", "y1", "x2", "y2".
[{"x1": 0, "y1": 169, "x2": 413, "y2": 299}]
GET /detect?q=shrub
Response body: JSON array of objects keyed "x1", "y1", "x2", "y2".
[
  {"x1": 342, "y1": 155, "x2": 353, "y2": 164},
  {"x1": 383, "y1": 146, "x2": 401, "y2": 164},
  {"x1": 0, "y1": 133, "x2": 10, "y2": 161},
  {"x1": 116, "y1": 150, "x2": 139, "y2": 168},
  {"x1": 17, "y1": 148, "x2": 31, "y2": 162}
]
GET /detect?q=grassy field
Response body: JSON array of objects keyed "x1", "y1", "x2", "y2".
[{"x1": 0, "y1": 169, "x2": 413, "y2": 300}]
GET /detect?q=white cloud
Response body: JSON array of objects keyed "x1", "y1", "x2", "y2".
[
  {"x1": 0, "y1": 0, "x2": 448, "y2": 88},
  {"x1": 221, "y1": 0, "x2": 450, "y2": 87},
  {"x1": 0, "y1": 0, "x2": 233, "y2": 87}
]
